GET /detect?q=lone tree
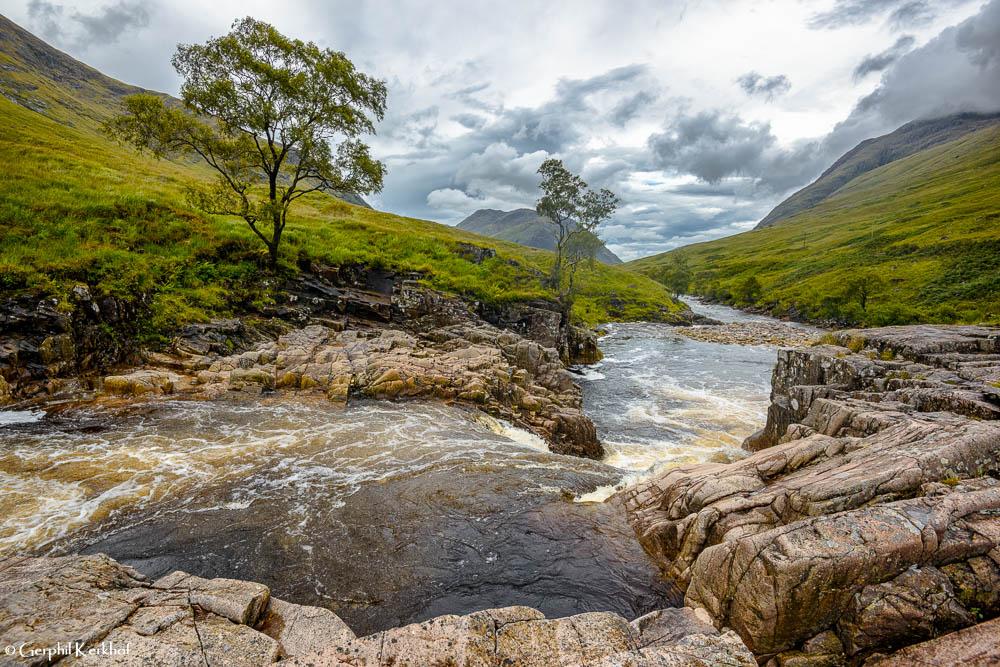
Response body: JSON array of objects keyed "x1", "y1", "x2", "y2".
[
  {"x1": 105, "y1": 17, "x2": 387, "y2": 267},
  {"x1": 844, "y1": 271, "x2": 883, "y2": 312},
  {"x1": 535, "y1": 159, "x2": 619, "y2": 308},
  {"x1": 660, "y1": 253, "x2": 692, "y2": 297}
]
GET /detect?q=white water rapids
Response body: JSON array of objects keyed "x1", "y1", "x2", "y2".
[{"x1": 0, "y1": 299, "x2": 803, "y2": 633}]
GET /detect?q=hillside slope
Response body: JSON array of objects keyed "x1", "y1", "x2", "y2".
[
  {"x1": 0, "y1": 15, "x2": 685, "y2": 336},
  {"x1": 629, "y1": 123, "x2": 1000, "y2": 326},
  {"x1": 458, "y1": 209, "x2": 623, "y2": 264},
  {"x1": 756, "y1": 112, "x2": 1000, "y2": 228}
]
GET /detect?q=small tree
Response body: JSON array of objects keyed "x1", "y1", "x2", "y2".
[
  {"x1": 735, "y1": 275, "x2": 763, "y2": 305},
  {"x1": 660, "y1": 253, "x2": 692, "y2": 297},
  {"x1": 535, "y1": 159, "x2": 619, "y2": 308},
  {"x1": 105, "y1": 17, "x2": 387, "y2": 268},
  {"x1": 844, "y1": 272, "x2": 883, "y2": 312}
]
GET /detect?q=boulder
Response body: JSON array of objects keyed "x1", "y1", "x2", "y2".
[
  {"x1": 0, "y1": 554, "x2": 755, "y2": 667},
  {"x1": 621, "y1": 325, "x2": 1000, "y2": 662}
]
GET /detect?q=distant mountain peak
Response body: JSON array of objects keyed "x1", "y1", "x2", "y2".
[{"x1": 456, "y1": 208, "x2": 623, "y2": 264}]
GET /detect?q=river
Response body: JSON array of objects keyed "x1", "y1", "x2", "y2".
[{"x1": 0, "y1": 299, "x2": 797, "y2": 634}]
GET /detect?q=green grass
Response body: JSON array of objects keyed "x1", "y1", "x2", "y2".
[
  {"x1": 0, "y1": 96, "x2": 684, "y2": 342},
  {"x1": 628, "y1": 125, "x2": 1000, "y2": 326}
]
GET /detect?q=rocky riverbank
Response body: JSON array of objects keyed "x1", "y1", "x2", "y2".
[
  {"x1": 673, "y1": 321, "x2": 819, "y2": 347},
  {"x1": 622, "y1": 324, "x2": 1000, "y2": 664},
  {"x1": 0, "y1": 264, "x2": 654, "y2": 459},
  {"x1": 0, "y1": 553, "x2": 756, "y2": 666}
]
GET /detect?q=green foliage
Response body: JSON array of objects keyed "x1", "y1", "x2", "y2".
[
  {"x1": 734, "y1": 275, "x2": 763, "y2": 306},
  {"x1": 629, "y1": 125, "x2": 1000, "y2": 326},
  {"x1": 658, "y1": 253, "x2": 692, "y2": 297},
  {"x1": 0, "y1": 95, "x2": 684, "y2": 341},
  {"x1": 535, "y1": 158, "x2": 620, "y2": 306},
  {"x1": 105, "y1": 17, "x2": 387, "y2": 266}
]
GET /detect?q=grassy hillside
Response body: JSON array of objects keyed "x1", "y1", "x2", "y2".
[
  {"x1": 0, "y1": 18, "x2": 684, "y2": 339},
  {"x1": 457, "y1": 208, "x2": 623, "y2": 264},
  {"x1": 756, "y1": 112, "x2": 1000, "y2": 228},
  {"x1": 629, "y1": 124, "x2": 1000, "y2": 326}
]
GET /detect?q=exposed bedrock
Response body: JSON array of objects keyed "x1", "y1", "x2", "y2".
[
  {"x1": 1, "y1": 264, "x2": 609, "y2": 458},
  {"x1": 0, "y1": 554, "x2": 756, "y2": 666},
  {"x1": 621, "y1": 325, "x2": 1000, "y2": 663}
]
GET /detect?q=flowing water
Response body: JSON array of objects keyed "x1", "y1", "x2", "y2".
[{"x1": 0, "y1": 299, "x2": 800, "y2": 634}]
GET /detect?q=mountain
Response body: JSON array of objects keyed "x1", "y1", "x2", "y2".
[
  {"x1": 0, "y1": 14, "x2": 371, "y2": 208},
  {"x1": 757, "y1": 112, "x2": 1000, "y2": 228},
  {"x1": 628, "y1": 118, "x2": 1000, "y2": 326},
  {"x1": 457, "y1": 209, "x2": 623, "y2": 264},
  {"x1": 0, "y1": 15, "x2": 684, "y2": 329}
]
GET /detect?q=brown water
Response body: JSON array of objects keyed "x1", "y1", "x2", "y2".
[
  {"x1": 0, "y1": 300, "x2": 796, "y2": 634},
  {"x1": 0, "y1": 397, "x2": 676, "y2": 634}
]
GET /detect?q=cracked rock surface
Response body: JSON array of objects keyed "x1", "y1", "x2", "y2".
[
  {"x1": 0, "y1": 554, "x2": 755, "y2": 666},
  {"x1": 620, "y1": 325, "x2": 1000, "y2": 663},
  {"x1": 98, "y1": 284, "x2": 603, "y2": 459}
]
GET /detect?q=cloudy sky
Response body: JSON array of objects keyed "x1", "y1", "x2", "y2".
[{"x1": 6, "y1": 0, "x2": 1000, "y2": 259}]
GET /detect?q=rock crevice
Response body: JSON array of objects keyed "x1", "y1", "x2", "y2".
[{"x1": 621, "y1": 325, "x2": 1000, "y2": 664}]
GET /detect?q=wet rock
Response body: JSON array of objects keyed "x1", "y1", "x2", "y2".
[
  {"x1": 621, "y1": 325, "x2": 1000, "y2": 662},
  {"x1": 124, "y1": 318, "x2": 604, "y2": 458},
  {"x1": 864, "y1": 616, "x2": 1000, "y2": 666},
  {"x1": 0, "y1": 555, "x2": 754, "y2": 667}
]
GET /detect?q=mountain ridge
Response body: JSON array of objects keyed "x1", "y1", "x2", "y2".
[
  {"x1": 756, "y1": 111, "x2": 1000, "y2": 228},
  {"x1": 457, "y1": 208, "x2": 623, "y2": 264},
  {"x1": 628, "y1": 121, "x2": 1000, "y2": 325}
]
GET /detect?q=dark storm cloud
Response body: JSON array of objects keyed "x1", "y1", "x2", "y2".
[
  {"x1": 27, "y1": 0, "x2": 152, "y2": 49},
  {"x1": 647, "y1": 110, "x2": 775, "y2": 183},
  {"x1": 807, "y1": 0, "x2": 947, "y2": 30},
  {"x1": 736, "y1": 72, "x2": 791, "y2": 101},
  {"x1": 853, "y1": 35, "x2": 916, "y2": 80},
  {"x1": 609, "y1": 90, "x2": 658, "y2": 126},
  {"x1": 846, "y1": 0, "x2": 1000, "y2": 129},
  {"x1": 452, "y1": 113, "x2": 487, "y2": 130}
]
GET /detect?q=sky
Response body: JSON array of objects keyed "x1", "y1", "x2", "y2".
[{"x1": 4, "y1": 0, "x2": 1000, "y2": 260}]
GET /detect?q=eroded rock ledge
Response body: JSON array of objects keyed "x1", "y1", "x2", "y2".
[
  {"x1": 2, "y1": 267, "x2": 614, "y2": 459},
  {"x1": 0, "y1": 554, "x2": 756, "y2": 666},
  {"x1": 621, "y1": 325, "x2": 1000, "y2": 665}
]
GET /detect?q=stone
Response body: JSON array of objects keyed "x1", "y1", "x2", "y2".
[
  {"x1": 621, "y1": 325, "x2": 1000, "y2": 662},
  {"x1": 256, "y1": 597, "x2": 355, "y2": 658},
  {"x1": 864, "y1": 616, "x2": 1000, "y2": 666},
  {"x1": 0, "y1": 556, "x2": 755, "y2": 667},
  {"x1": 152, "y1": 571, "x2": 270, "y2": 626},
  {"x1": 102, "y1": 370, "x2": 179, "y2": 396}
]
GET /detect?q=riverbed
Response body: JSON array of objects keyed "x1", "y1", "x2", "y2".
[{"x1": 0, "y1": 300, "x2": 796, "y2": 634}]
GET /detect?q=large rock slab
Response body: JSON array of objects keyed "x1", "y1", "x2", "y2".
[
  {"x1": 864, "y1": 616, "x2": 1000, "y2": 666},
  {"x1": 116, "y1": 315, "x2": 603, "y2": 458},
  {"x1": 621, "y1": 325, "x2": 1000, "y2": 663},
  {"x1": 0, "y1": 555, "x2": 754, "y2": 666}
]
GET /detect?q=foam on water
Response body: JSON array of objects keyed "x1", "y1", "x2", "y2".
[
  {"x1": 0, "y1": 398, "x2": 591, "y2": 555},
  {"x1": 0, "y1": 411, "x2": 43, "y2": 426},
  {"x1": 573, "y1": 302, "x2": 784, "y2": 502}
]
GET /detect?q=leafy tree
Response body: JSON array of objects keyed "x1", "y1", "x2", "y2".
[
  {"x1": 735, "y1": 275, "x2": 763, "y2": 305},
  {"x1": 659, "y1": 253, "x2": 692, "y2": 297},
  {"x1": 105, "y1": 17, "x2": 387, "y2": 268},
  {"x1": 535, "y1": 159, "x2": 619, "y2": 308},
  {"x1": 844, "y1": 272, "x2": 884, "y2": 312}
]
